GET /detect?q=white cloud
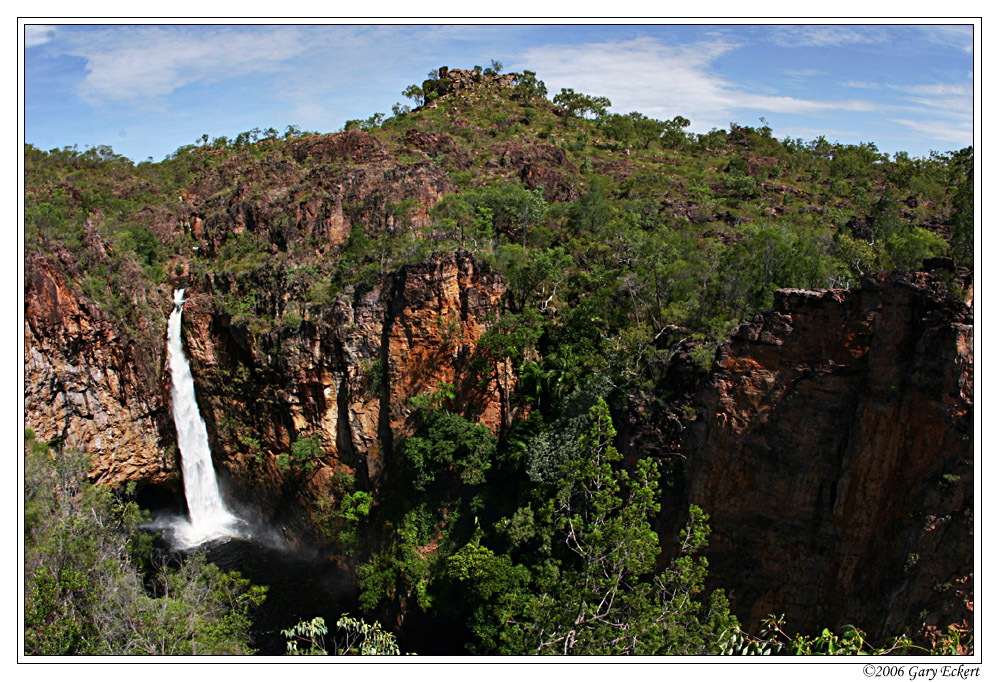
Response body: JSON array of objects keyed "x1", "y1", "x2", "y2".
[
  {"x1": 514, "y1": 36, "x2": 879, "y2": 132},
  {"x1": 839, "y1": 81, "x2": 881, "y2": 89},
  {"x1": 916, "y1": 25, "x2": 974, "y2": 53},
  {"x1": 780, "y1": 69, "x2": 822, "y2": 78},
  {"x1": 890, "y1": 118, "x2": 972, "y2": 147},
  {"x1": 24, "y1": 24, "x2": 56, "y2": 48},
  {"x1": 891, "y1": 82, "x2": 973, "y2": 119},
  {"x1": 740, "y1": 94, "x2": 878, "y2": 115},
  {"x1": 53, "y1": 24, "x2": 505, "y2": 116},
  {"x1": 902, "y1": 95, "x2": 973, "y2": 116},
  {"x1": 895, "y1": 82, "x2": 971, "y2": 97},
  {"x1": 768, "y1": 25, "x2": 886, "y2": 48},
  {"x1": 60, "y1": 26, "x2": 317, "y2": 105}
]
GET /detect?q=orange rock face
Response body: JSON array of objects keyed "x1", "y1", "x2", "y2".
[
  {"x1": 682, "y1": 272, "x2": 973, "y2": 641},
  {"x1": 181, "y1": 250, "x2": 508, "y2": 518},
  {"x1": 24, "y1": 255, "x2": 174, "y2": 486}
]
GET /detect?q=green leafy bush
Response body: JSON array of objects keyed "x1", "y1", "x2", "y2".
[
  {"x1": 23, "y1": 433, "x2": 266, "y2": 655},
  {"x1": 283, "y1": 614, "x2": 405, "y2": 655},
  {"x1": 403, "y1": 396, "x2": 497, "y2": 491}
]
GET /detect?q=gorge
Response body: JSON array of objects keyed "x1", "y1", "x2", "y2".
[{"x1": 23, "y1": 65, "x2": 975, "y2": 655}]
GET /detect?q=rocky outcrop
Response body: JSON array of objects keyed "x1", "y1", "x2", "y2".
[
  {"x1": 182, "y1": 250, "x2": 507, "y2": 518},
  {"x1": 292, "y1": 129, "x2": 390, "y2": 166},
  {"x1": 488, "y1": 142, "x2": 580, "y2": 202},
  {"x1": 192, "y1": 131, "x2": 455, "y2": 257},
  {"x1": 423, "y1": 67, "x2": 518, "y2": 101},
  {"x1": 403, "y1": 130, "x2": 471, "y2": 170},
  {"x1": 23, "y1": 252, "x2": 174, "y2": 486},
  {"x1": 681, "y1": 272, "x2": 973, "y2": 641}
]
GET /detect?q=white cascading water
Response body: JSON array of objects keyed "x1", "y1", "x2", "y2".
[{"x1": 167, "y1": 288, "x2": 240, "y2": 547}]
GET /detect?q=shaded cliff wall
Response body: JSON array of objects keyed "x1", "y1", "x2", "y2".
[{"x1": 682, "y1": 272, "x2": 973, "y2": 640}]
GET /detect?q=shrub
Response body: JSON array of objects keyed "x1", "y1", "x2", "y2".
[{"x1": 23, "y1": 434, "x2": 266, "y2": 655}]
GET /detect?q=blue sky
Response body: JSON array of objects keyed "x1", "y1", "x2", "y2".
[{"x1": 22, "y1": 22, "x2": 975, "y2": 163}]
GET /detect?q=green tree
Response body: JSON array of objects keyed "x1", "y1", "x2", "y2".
[
  {"x1": 467, "y1": 182, "x2": 546, "y2": 243},
  {"x1": 600, "y1": 113, "x2": 637, "y2": 146},
  {"x1": 494, "y1": 244, "x2": 571, "y2": 313},
  {"x1": 553, "y1": 88, "x2": 611, "y2": 123},
  {"x1": 402, "y1": 83, "x2": 425, "y2": 107},
  {"x1": 886, "y1": 226, "x2": 948, "y2": 271},
  {"x1": 312, "y1": 471, "x2": 373, "y2": 550},
  {"x1": 661, "y1": 115, "x2": 692, "y2": 148},
  {"x1": 290, "y1": 434, "x2": 324, "y2": 471},
  {"x1": 444, "y1": 541, "x2": 531, "y2": 653},
  {"x1": 402, "y1": 392, "x2": 498, "y2": 491},
  {"x1": 475, "y1": 311, "x2": 543, "y2": 429},
  {"x1": 494, "y1": 400, "x2": 736, "y2": 654},
  {"x1": 512, "y1": 70, "x2": 548, "y2": 100},
  {"x1": 946, "y1": 146, "x2": 974, "y2": 267}
]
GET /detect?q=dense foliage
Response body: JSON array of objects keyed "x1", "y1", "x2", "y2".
[
  {"x1": 460, "y1": 399, "x2": 737, "y2": 654},
  {"x1": 24, "y1": 62, "x2": 974, "y2": 655},
  {"x1": 23, "y1": 430, "x2": 266, "y2": 655}
]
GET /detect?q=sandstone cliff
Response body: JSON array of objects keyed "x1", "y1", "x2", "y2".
[
  {"x1": 178, "y1": 250, "x2": 507, "y2": 523},
  {"x1": 24, "y1": 248, "x2": 174, "y2": 486},
  {"x1": 22, "y1": 78, "x2": 974, "y2": 647},
  {"x1": 24, "y1": 244, "x2": 508, "y2": 536},
  {"x1": 680, "y1": 271, "x2": 973, "y2": 641}
]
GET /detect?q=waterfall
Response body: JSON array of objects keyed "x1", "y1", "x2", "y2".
[{"x1": 167, "y1": 288, "x2": 239, "y2": 547}]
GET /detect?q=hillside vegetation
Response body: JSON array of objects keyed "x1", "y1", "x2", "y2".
[{"x1": 23, "y1": 64, "x2": 974, "y2": 655}]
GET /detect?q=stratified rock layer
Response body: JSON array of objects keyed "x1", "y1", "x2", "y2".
[
  {"x1": 683, "y1": 272, "x2": 973, "y2": 640},
  {"x1": 180, "y1": 250, "x2": 507, "y2": 523},
  {"x1": 24, "y1": 253, "x2": 174, "y2": 485}
]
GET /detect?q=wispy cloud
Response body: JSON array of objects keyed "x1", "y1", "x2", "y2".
[
  {"x1": 777, "y1": 68, "x2": 825, "y2": 89},
  {"x1": 739, "y1": 94, "x2": 878, "y2": 115},
  {"x1": 839, "y1": 80, "x2": 881, "y2": 89},
  {"x1": 890, "y1": 117, "x2": 972, "y2": 147},
  {"x1": 60, "y1": 26, "x2": 317, "y2": 105},
  {"x1": 24, "y1": 24, "x2": 56, "y2": 48},
  {"x1": 49, "y1": 24, "x2": 517, "y2": 121},
  {"x1": 515, "y1": 37, "x2": 735, "y2": 125},
  {"x1": 768, "y1": 25, "x2": 887, "y2": 48},
  {"x1": 780, "y1": 69, "x2": 822, "y2": 78},
  {"x1": 515, "y1": 37, "x2": 878, "y2": 131},
  {"x1": 895, "y1": 82, "x2": 972, "y2": 97},
  {"x1": 916, "y1": 25, "x2": 974, "y2": 53},
  {"x1": 890, "y1": 81, "x2": 973, "y2": 126}
]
